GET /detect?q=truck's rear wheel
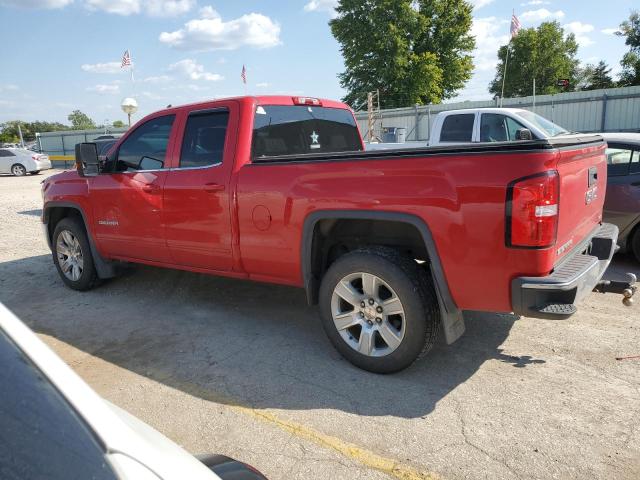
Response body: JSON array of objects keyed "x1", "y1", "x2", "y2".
[
  {"x1": 319, "y1": 247, "x2": 439, "y2": 373},
  {"x1": 52, "y1": 217, "x2": 98, "y2": 291}
]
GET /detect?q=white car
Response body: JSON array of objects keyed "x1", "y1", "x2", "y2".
[
  {"x1": 0, "y1": 303, "x2": 267, "y2": 480},
  {"x1": 0, "y1": 147, "x2": 51, "y2": 176}
]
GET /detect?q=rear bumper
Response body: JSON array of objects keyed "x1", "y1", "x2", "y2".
[{"x1": 511, "y1": 223, "x2": 618, "y2": 319}]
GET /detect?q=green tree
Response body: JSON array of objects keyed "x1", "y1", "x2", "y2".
[
  {"x1": 1, "y1": 120, "x2": 69, "y2": 143},
  {"x1": 67, "y1": 110, "x2": 96, "y2": 130},
  {"x1": 112, "y1": 120, "x2": 126, "y2": 128},
  {"x1": 616, "y1": 10, "x2": 640, "y2": 86},
  {"x1": 489, "y1": 22, "x2": 579, "y2": 98},
  {"x1": 578, "y1": 61, "x2": 615, "y2": 90},
  {"x1": 330, "y1": 0, "x2": 475, "y2": 109}
]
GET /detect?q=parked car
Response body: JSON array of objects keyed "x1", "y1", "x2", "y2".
[
  {"x1": 601, "y1": 132, "x2": 640, "y2": 261},
  {"x1": 366, "y1": 108, "x2": 569, "y2": 150},
  {"x1": 41, "y1": 95, "x2": 635, "y2": 373},
  {"x1": 0, "y1": 302, "x2": 267, "y2": 480},
  {"x1": 0, "y1": 147, "x2": 51, "y2": 176}
]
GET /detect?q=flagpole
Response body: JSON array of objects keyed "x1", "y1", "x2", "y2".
[{"x1": 500, "y1": 44, "x2": 509, "y2": 108}]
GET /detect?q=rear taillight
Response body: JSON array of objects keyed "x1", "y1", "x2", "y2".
[
  {"x1": 506, "y1": 171, "x2": 559, "y2": 248},
  {"x1": 32, "y1": 155, "x2": 38, "y2": 160}
]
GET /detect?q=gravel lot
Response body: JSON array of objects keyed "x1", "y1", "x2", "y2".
[{"x1": 1, "y1": 170, "x2": 639, "y2": 480}]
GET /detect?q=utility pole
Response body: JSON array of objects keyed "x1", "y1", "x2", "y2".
[
  {"x1": 366, "y1": 90, "x2": 382, "y2": 142},
  {"x1": 17, "y1": 122, "x2": 24, "y2": 148}
]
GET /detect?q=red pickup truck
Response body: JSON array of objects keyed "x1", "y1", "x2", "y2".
[{"x1": 41, "y1": 96, "x2": 635, "y2": 373}]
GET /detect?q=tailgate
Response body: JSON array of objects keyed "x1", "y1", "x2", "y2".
[{"x1": 554, "y1": 140, "x2": 606, "y2": 262}]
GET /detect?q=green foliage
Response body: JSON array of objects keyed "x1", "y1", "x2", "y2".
[
  {"x1": 0, "y1": 120, "x2": 69, "y2": 143},
  {"x1": 330, "y1": 0, "x2": 475, "y2": 109},
  {"x1": 616, "y1": 11, "x2": 640, "y2": 86},
  {"x1": 578, "y1": 61, "x2": 615, "y2": 90},
  {"x1": 67, "y1": 110, "x2": 96, "y2": 130},
  {"x1": 112, "y1": 120, "x2": 126, "y2": 128},
  {"x1": 489, "y1": 22, "x2": 579, "y2": 98}
]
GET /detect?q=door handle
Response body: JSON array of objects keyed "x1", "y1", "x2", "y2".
[
  {"x1": 203, "y1": 183, "x2": 225, "y2": 193},
  {"x1": 142, "y1": 184, "x2": 160, "y2": 194},
  {"x1": 631, "y1": 181, "x2": 640, "y2": 187}
]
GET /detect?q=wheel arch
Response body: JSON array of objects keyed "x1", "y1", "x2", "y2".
[
  {"x1": 301, "y1": 210, "x2": 465, "y2": 344},
  {"x1": 44, "y1": 201, "x2": 117, "y2": 279}
]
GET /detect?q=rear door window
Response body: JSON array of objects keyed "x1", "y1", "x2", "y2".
[
  {"x1": 180, "y1": 110, "x2": 229, "y2": 168},
  {"x1": 440, "y1": 114, "x2": 475, "y2": 142},
  {"x1": 605, "y1": 147, "x2": 632, "y2": 176},
  {"x1": 252, "y1": 105, "x2": 362, "y2": 158},
  {"x1": 630, "y1": 150, "x2": 640, "y2": 175},
  {"x1": 0, "y1": 149, "x2": 16, "y2": 157}
]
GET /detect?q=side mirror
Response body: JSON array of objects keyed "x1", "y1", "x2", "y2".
[
  {"x1": 75, "y1": 143, "x2": 99, "y2": 177},
  {"x1": 515, "y1": 128, "x2": 533, "y2": 141}
]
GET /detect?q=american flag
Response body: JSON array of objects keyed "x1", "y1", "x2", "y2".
[
  {"x1": 121, "y1": 50, "x2": 131, "y2": 68},
  {"x1": 241, "y1": 64, "x2": 246, "y2": 84},
  {"x1": 510, "y1": 13, "x2": 521, "y2": 38}
]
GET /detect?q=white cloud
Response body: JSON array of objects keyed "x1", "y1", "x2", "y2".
[
  {"x1": 256, "y1": 82, "x2": 270, "y2": 88},
  {"x1": 159, "y1": 7, "x2": 281, "y2": 51},
  {"x1": 521, "y1": 8, "x2": 565, "y2": 23},
  {"x1": 601, "y1": 27, "x2": 618, "y2": 35},
  {"x1": 469, "y1": 0, "x2": 494, "y2": 9},
  {"x1": 87, "y1": 84, "x2": 120, "y2": 94},
  {"x1": 81, "y1": 62, "x2": 123, "y2": 74},
  {"x1": 520, "y1": 0, "x2": 549, "y2": 5},
  {"x1": 0, "y1": 0, "x2": 71, "y2": 8},
  {"x1": 85, "y1": 0, "x2": 194, "y2": 17},
  {"x1": 563, "y1": 21, "x2": 594, "y2": 47},
  {"x1": 85, "y1": 0, "x2": 139, "y2": 15},
  {"x1": 304, "y1": 0, "x2": 337, "y2": 14},
  {"x1": 142, "y1": 75, "x2": 172, "y2": 83},
  {"x1": 471, "y1": 16, "x2": 509, "y2": 72},
  {"x1": 0, "y1": 84, "x2": 19, "y2": 92},
  {"x1": 169, "y1": 59, "x2": 223, "y2": 81}
]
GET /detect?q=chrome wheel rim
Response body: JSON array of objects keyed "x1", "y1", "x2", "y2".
[
  {"x1": 12, "y1": 165, "x2": 25, "y2": 176},
  {"x1": 56, "y1": 230, "x2": 84, "y2": 282},
  {"x1": 331, "y1": 272, "x2": 406, "y2": 357}
]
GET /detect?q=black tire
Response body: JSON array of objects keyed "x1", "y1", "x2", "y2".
[
  {"x1": 11, "y1": 164, "x2": 26, "y2": 176},
  {"x1": 631, "y1": 227, "x2": 640, "y2": 263},
  {"x1": 52, "y1": 217, "x2": 99, "y2": 291},
  {"x1": 319, "y1": 247, "x2": 440, "y2": 373},
  {"x1": 29, "y1": 171, "x2": 41, "y2": 175}
]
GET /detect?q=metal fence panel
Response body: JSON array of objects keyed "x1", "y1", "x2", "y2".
[{"x1": 355, "y1": 85, "x2": 640, "y2": 141}]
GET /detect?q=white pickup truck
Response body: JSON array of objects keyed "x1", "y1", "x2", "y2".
[{"x1": 366, "y1": 107, "x2": 570, "y2": 150}]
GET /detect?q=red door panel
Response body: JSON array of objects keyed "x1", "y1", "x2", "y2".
[
  {"x1": 163, "y1": 104, "x2": 238, "y2": 271},
  {"x1": 90, "y1": 171, "x2": 170, "y2": 262}
]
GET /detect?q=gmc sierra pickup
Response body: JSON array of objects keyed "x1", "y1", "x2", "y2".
[{"x1": 41, "y1": 95, "x2": 636, "y2": 373}]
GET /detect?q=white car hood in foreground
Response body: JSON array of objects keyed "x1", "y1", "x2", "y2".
[{"x1": 0, "y1": 303, "x2": 218, "y2": 480}]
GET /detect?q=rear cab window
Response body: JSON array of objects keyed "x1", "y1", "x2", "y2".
[{"x1": 252, "y1": 105, "x2": 362, "y2": 158}]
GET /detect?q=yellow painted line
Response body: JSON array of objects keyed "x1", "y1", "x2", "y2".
[
  {"x1": 236, "y1": 406, "x2": 440, "y2": 480},
  {"x1": 49, "y1": 155, "x2": 75, "y2": 161},
  {"x1": 173, "y1": 381, "x2": 440, "y2": 480}
]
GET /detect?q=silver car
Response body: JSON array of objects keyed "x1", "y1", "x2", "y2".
[{"x1": 0, "y1": 147, "x2": 52, "y2": 176}]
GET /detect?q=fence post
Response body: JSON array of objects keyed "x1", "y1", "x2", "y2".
[
  {"x1": 600, "y1": 93, "x2": 608, "y2": 132},
  {"x1": 414, "y1": 104, "x2": 419, "y2": 140}
]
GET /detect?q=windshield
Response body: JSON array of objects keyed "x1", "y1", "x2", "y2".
[{"x1": 514, "y1": 111, "x2": 569, "y2": 137}]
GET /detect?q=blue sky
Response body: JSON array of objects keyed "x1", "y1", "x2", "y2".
[{"x1": 0, "y1": 0, "x2": 636, "y2": 124}]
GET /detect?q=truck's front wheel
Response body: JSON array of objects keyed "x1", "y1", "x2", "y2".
[
  {"x1": 319, "y1": 247, "x2": 439, "y2": 373},
  {"x1": 52, "y1": 218, "x2": 98, "y2": 291}
]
